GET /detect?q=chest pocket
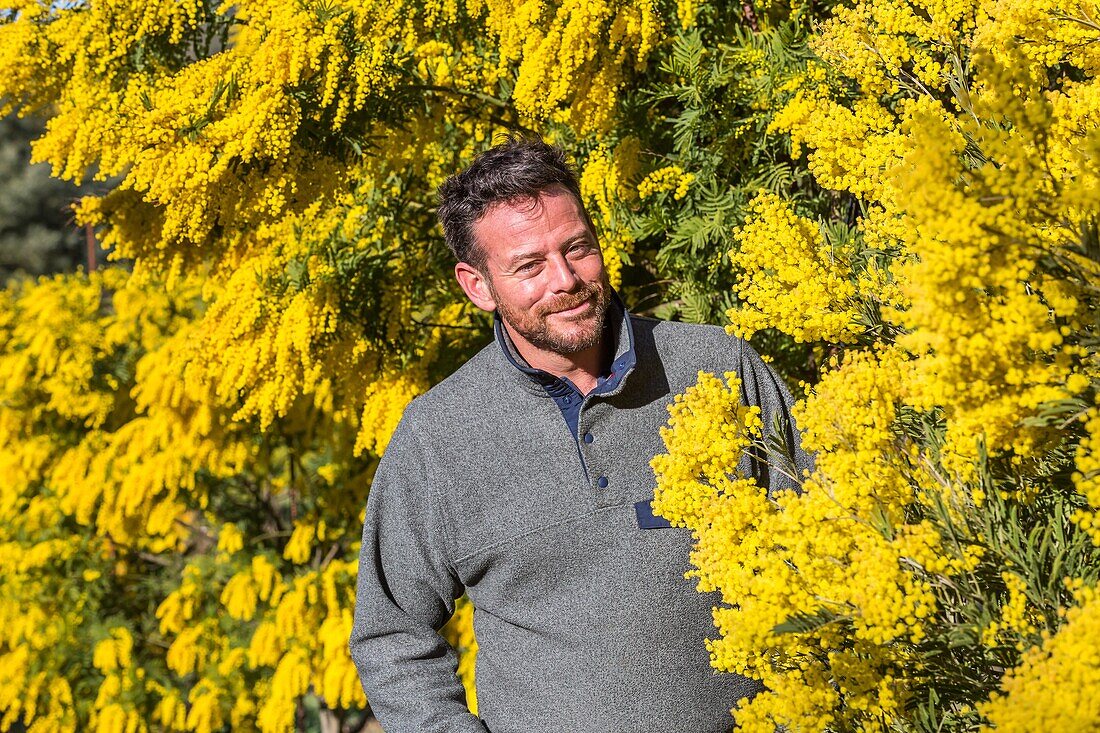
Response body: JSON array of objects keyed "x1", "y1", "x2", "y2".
[{"x1": 634, "y1": 499, "x2": 673, "y2": 529}]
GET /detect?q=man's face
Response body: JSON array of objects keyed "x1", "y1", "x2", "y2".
[{"x1": 464, "y1": 186, "x2": 611, "y2": 356}]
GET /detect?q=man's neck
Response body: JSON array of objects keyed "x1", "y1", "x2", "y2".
[{"x1": 502, "y1": 319, "x2": 612, "y2": 396}]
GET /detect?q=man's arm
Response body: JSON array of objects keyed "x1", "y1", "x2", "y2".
[
  {"x1": 349, "y1": 416, "x2": 487, "y2": 733},
  {"x1": 736, "y1": 340, "x2": 816, "y2": 495}
]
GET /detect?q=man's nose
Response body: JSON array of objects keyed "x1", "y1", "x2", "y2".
[{"x1": 545, "y1": 253, "x2": 582, "y2": 292}]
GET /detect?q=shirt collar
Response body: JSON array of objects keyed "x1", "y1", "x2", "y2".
[{"x1": 493, "y1": 287, "x2": 638, "y2": 391}]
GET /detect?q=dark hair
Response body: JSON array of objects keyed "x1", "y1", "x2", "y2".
[{"x1": 436, "y1": 136, "x2": 587, "y2": 270}]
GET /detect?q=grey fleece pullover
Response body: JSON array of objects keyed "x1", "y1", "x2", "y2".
[{"x1": 349, "y1": 296, "x2": 813, "y2": 733}]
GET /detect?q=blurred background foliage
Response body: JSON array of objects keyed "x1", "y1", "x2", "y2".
[{"x1": 0, "y1": 112, "x2": 99, "y2": 280}]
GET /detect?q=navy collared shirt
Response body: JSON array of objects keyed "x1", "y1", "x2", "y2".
[
  {"x1": 493, "y1": 291, "x2": 668, "y2": 530},
  {"x1": 493, "y1": 290, "x2": 637, "y2": 440}
]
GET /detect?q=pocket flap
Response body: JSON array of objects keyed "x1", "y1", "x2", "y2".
[{"x1": 634, "y1": 499, "x2": 673, "y2": 529}]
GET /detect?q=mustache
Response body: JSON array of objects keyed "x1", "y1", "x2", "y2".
[{"x1": 539, "y1": 283, "x2": 603, "y2": 316}]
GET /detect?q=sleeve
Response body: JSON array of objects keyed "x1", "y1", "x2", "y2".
[
  {"x1": 348, "y1": 414, "x2": 488, "y2": 733},
  {"x1": 736, "y1": 339, "x2": 816, "y2": 497}
]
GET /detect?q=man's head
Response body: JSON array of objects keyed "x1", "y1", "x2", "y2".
[{"x1": 438, "y1": 138, "x2": 612, "y2": 357}]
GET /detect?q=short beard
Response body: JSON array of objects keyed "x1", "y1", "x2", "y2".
[{"x1": 488, "y1": 276, "x2": 611, "y2": 356}]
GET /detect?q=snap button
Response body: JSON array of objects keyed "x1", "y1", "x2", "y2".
[
  {"x1": 597, "y1": 476, "x2": 608, "y2": 488},
  {"x1": 564, "y1": 396, "x2": 572, "y2": 404},
  {"x1": 583, "y1": 433, "x2": 593, "y2": 444}
]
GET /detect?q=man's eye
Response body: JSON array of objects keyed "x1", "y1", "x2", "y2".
[{"x1": 569, "y1": 243, "x2": 593, "y2": 254}]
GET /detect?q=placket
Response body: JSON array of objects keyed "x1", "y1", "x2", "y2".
[
  {"x1": 541, "y1": 376, "x2": 591, "y2": 485},
  {"x1": 576, "y1": 398, "x2": 622, "y2": 508}
]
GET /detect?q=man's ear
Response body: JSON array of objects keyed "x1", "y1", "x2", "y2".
[{"x1": 455, "y1": 261, "x2": 497, "y2": 313}]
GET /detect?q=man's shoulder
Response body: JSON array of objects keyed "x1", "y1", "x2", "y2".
[
  {"x1": 632, "y1": 314, "x2": 745, "y2": 363},
  {"x1": 391, "y1": 340, "x2": 501, "y2": 434},
  {"x1": 638, "y1": 314, "x2": 734, "y2": 340}
]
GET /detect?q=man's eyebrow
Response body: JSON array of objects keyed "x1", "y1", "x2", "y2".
[
  {"x1": 504, "y1": 233, "x2": 593, "y2": 269},
  {"x1": 505, "y1": 250, "x2": 542, "y2": 269},
  {"x1": 556, "y1": 232, "x2": 597, "y2": 251}
]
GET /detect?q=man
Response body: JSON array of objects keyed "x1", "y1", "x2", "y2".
[{"x1": 349, "y1": 139, "x2": 812, "y2": 732}]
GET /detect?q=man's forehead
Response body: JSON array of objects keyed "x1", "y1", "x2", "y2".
[{"x1": 473, "y1": 188, "x2": 590, "y2": 256}]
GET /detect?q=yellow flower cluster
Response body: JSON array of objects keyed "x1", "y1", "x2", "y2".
[
  {"x1": 1, "y1": 0, "x2": 449, "y2": 274},
  {"x1": 651, "y1": 371, "x2": 763, "y2": 533},
  {"x1": 974, "y1": 0, "x2": 1100, "y2": 74},
  {"x1": 0, "y1": 268, "x2": 238, "y2": 731},
  {"x1": 580, "y1": 139, "x2": 642, "y2": 220},
  {"x1": 812, "y1": 0, "x2": 980, "y2": 96},
  {"x1": 772, "y1": 93, "x2": 913, "y2": 202},
  {"x1": 650, "y1": 0, "x2": 1100, "y2": 728},
  {"x1": 473, "y1": 0, "x2": 662, "y2": 133},
  {"x1": 90, "y1": 628, "x2": 150, "y2": 733},
  {"x1": 141, "y1": 182, "x2": 474, "y2": 467},
  {"x1": 0, "y1": 5, "x2": 502, "y2": 715},
  {"x1": 45, "y1": 275, "x2": 254, "y2": 549},
  {"x1": 885, "y1": 89, "x2": 1095, "y2": 471},
  {"x1": 727, "y1": 192, "x2": 864, "y2": 343},
  {"x1": 997, "y1": 573, "x2": 1039, "y2": 644},
  {"x1": 1072, "y1": 403, "x2": 1100, "y2": 544},
  {"x1": 636, "y1": 165, "x2": 696, "y2": 200},
  {"x1": 740, "y1": 0, "x2": 1100, "y2": 471},
  {"x1": 355, "y1": 368, "x2": 431, "y2": 457},
  {"x1": 980, "y1": 585, "x2": 1100, "y2": 731},
  {"x1": 651, "y1": 353, "x2": 942, "y2": 730},
  {"x1": 676, "y1": 0, "x2": 701, "y2": 29},
  {"x1": 155, "y1": 556, "x2": 367, "y2": 733},
  {"x1": 579, "y1": 139, "x2": 642, "y2": 289},
  {"x1": 0, "y1": 259, "x2": 474, "y2": 730}
]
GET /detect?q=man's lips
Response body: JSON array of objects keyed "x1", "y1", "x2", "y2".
[{"x1": 551, "y1": 298, "x2": 592, "y2": 317}]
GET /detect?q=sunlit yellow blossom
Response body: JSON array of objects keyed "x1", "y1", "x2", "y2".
[
  {"x1": 637, "y1": 166, "x2": 696, "y2": 200},
  {"x1": 727, "y1": 192, "x2": 863, "y2": 343},
  {"x1": 1073, "y1": 404, "x2": 1100, "y2": 543},
  {"x1": 980, "y1": 586, "x2": 1100, "y2": 731}
]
